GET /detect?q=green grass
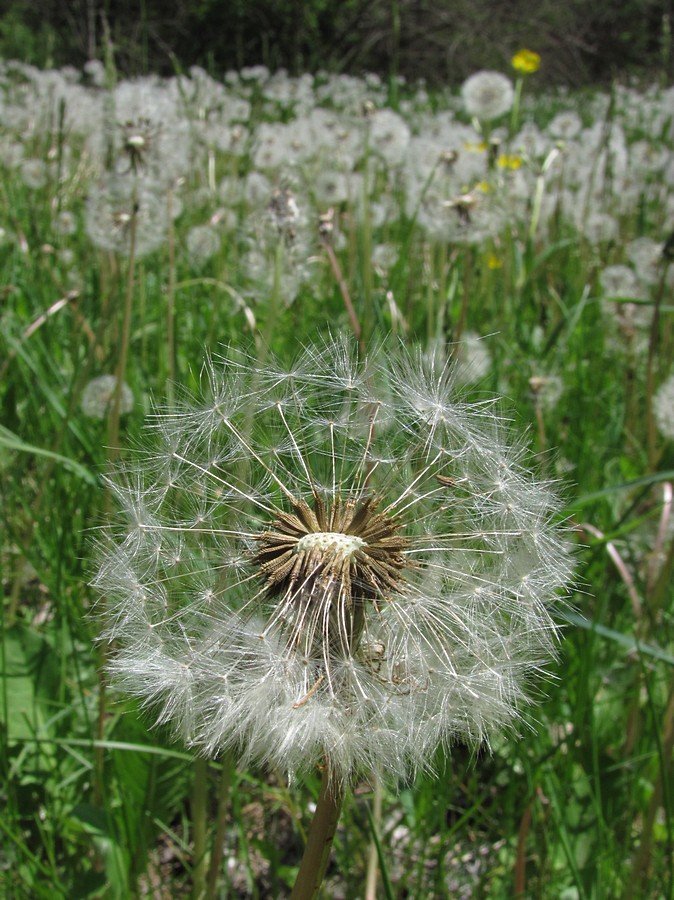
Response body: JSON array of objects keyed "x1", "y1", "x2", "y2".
[{"x1": 1, "y1": 59, "x2": 673, "y2": 899}]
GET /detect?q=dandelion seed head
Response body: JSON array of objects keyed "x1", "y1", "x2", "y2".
[
  {"x1": 600, "y1": 264, "x2": 644, "y2": 299},
  {"x1": 95, "y1": 338, "x2": 572, "y2": 784},
  {"x1": 626, "y1": 236, "x2": 663, "y2": 285},
  {"x1": 461, "y1": 71, "x2": 514, "y2": 121},
  {"x1": 83, "y1": 58, "x2": 106, "y2": 87},
  {"x1": 20, "y1": 158, "x2": 48, "y2": 189},
  {"x1": 85, "y1": 175, "x2": 167, "y2": 257},
  {"x1": 186, "y1": 223, "x2": 221, "y2": 265},
  {"x1": 82, "y1": 374, "x2": 134, "y2": 419},
  {"x1": 368, "y1": 108, "x2": 411, "y2": 166},
  {"x1": 54, "y1": 209, "x2": 77, "y2": 236},
  {"x1": 547, "y1": 111, "x2": 582, "y2": 140}
]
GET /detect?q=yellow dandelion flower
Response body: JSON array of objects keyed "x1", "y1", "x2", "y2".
[
  {"x1": 464, "y1": 140, "x2": 488, "y2": 153},
  {"x1": 512, "y1": 49, "x2": 541, "y2": 75},
  {"x1": 487, "y1": 253, "x2": 503, "y2": 269},
  {"x1": 497, "y1": 154, "x2": 523, "y2": 170}
]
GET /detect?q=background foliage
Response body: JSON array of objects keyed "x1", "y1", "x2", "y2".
[{"x1": 0, "y1": 0, "x2": 672, "y2": 86}]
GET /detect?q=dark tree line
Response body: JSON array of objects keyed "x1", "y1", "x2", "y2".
[{"x1": 1, "y1": 0, "x2": 672, "y2": 85}]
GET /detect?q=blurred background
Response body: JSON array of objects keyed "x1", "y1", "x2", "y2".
[{"x1": 1, "y1": 0, "x2": 673, "y2": 86}]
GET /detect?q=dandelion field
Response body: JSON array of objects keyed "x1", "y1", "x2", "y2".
[{"x1": 1, "y1": 54, "x2": 674, "y2": 899}]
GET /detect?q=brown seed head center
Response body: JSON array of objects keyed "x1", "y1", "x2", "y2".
[{"x1": 252, "y1": 494, "x2": 410, "y2": 604}]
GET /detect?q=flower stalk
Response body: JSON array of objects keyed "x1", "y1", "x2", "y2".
[{"x1": 290, "y1": 766, "x2": 345, "y2": 900}]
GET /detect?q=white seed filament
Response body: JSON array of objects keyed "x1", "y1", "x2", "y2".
[{"x1": 294, "y1": 531, "x2": 366, "y2": 558}]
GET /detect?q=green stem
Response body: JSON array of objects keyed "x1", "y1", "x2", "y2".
[
  {"x1": 361, "y1": 161, "x2": 374, "y2": 345},
  {"x1": 166, "y1": 188, "x2": 176, "y2": 403},
  {"x1": 626, "y1": 681, "x2": 674, "y2": 896},
  {"x1": 107, "y1": 193, "x2": 138, "y2": 463},
  {"x1": 290, "y1": 768, "x2": 345, "y2": 900},
  {"x1": 323, "y1": 238, "x2": 363, "y2": 353},
  {"x1": 364, "y1": 776, "x2": 383, "y2": 899},
  {"x1": 510, "y1": 77, "x2": 524, "y2": 134},
  {"x1": 192, "y1": 757, "x2": 209, "y2": 900},
  {"x1": 205, "y1": 753, "x2": 235, "y2": 899},
  {"x1": 96, "y1": 189, "x2": 139, "y2": 802},
  {"x1": 389, "y1": 0, "x2": 400, "y2": 107},
  {"x1": 455, "y1": 250, "x2": 471, "y2": 343},
  {"x1": 645, "y1": 261, "x2": 669, "y2": 471}
]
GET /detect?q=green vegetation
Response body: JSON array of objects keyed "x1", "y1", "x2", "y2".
[{"x1": 0, "y1": 0, "x2": 671, "y2": 86}]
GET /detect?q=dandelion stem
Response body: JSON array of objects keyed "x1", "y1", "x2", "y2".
[
  {"x1": 645, "y1": 259, "x2": 669, "y2": 471},
  {"x1": 365, "y1": 775, "x2": 383, "y2": 899},
  {"x1": 191, "y1": 757, "x2": 209, "y2": 900},
  {"x1": 205, "y1": 753, "x2": 234, "y2": 899},
  {"x1": 166, "y1": 187, "x2": 176, "y2": 403},
  {"x1": 455, "y1": 250, "x2": 472, "y2": 343},
  {"x1": 322, "y1": 237, "x2": 363, "y2": 352},
  {"x1": 107, "y1": 189, "x2": 138, "y2": 462},
  {"x1": 510, "y1": 76, "x2": 524, "y2": 134},
  {"x1": 626, "y1": 680, "x2": 674, "y2": 896},
  {"x1": 95, "y1": 186, "x2": 139, "y2": 801},
  {"x1": 534, "y1": 398, "x2": 548, "y2": 473},
  {"x1": 259, "y1": 239, "x2": 284, "y2": 360},
  {"x1": 290, "y1": 768, "x2": 344, "y2": 900}
]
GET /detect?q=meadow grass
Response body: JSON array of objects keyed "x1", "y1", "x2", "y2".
[{"x1": 1, "y1": 58, "x2": 673, "y2": 898}]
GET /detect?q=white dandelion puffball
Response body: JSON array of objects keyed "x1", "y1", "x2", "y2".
[
  {"x1": 186, "y1": 224, "x2": 221, "y2": 265},
  {"x1": 95, "y1": 338, "x2": 572, "y2": 784},
  {"x1": 82, "y1": 375, "x2": 134, "y2": 419},
  {"x1": 461, "y1": 71, "x2": 514, "y2": 121},
  {"x1": 654, "y1": 374, "x2": 674, "y2": 440}
]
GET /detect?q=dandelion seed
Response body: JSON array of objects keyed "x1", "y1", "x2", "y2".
[{"x1": 95, "y1": 338, "x2": 572, "y2": 785}]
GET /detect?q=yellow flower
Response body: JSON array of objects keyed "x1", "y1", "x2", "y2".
[
  {"x1": 487, "y1": 253, "x2": 503, "y2": 270},
  {"x1": 512, "y1": 49, "x2": 541, "y2": 75},
  {"x1": 497, "y1": 154, "x2": 523, "y2": 170},
  {"x1": 464, "y1": 140, "x2": 488, "y2": 153}
]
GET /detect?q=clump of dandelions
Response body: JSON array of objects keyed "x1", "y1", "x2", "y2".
[{"x1": 94, "y1": 338, "x2": 572, "y2": 786}]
